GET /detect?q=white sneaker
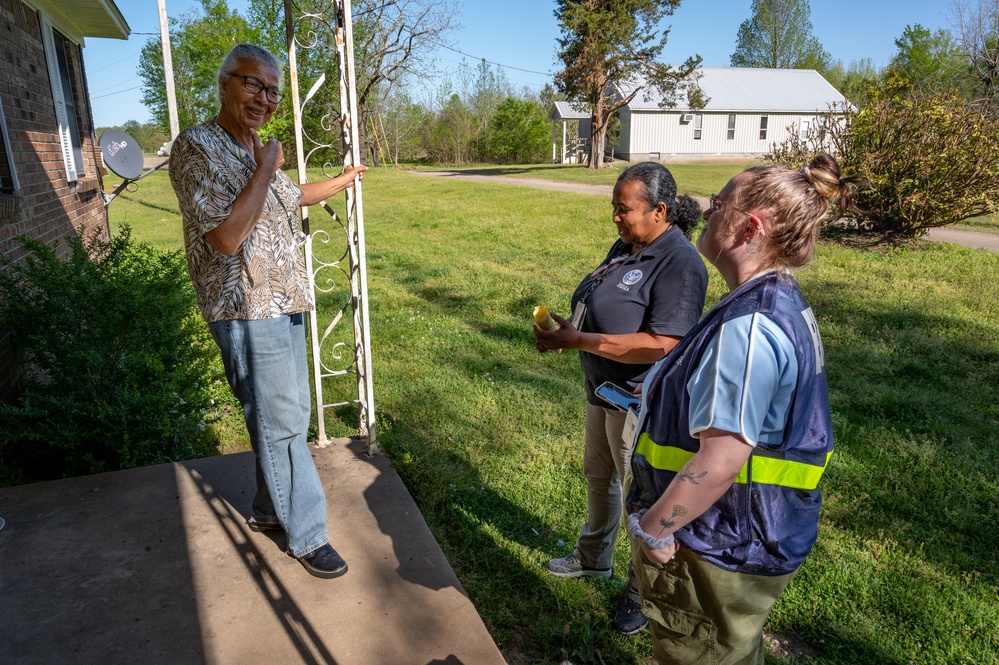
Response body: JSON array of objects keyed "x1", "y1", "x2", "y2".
[{"x1": 546, "y1": 551, "x2": 612, "y2": 578}]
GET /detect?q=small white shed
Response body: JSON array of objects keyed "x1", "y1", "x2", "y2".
[
  {"x1": 548, "y1": 101, "x2": 592, "y2": 164},
  {"x1": 612, "y1": 67, "x2": 852, "y2": 160}
]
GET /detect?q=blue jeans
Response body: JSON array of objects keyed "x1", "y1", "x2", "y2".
[{"x1": 208, "y1": 313, "x2": 328, "y2": 557}]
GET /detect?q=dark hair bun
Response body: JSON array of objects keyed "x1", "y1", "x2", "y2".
[{"x1": 671, "y1": 195, "x2": 701, "y2": 238}]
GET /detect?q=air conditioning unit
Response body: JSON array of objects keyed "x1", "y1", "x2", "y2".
[{"x1": 680, "y1": 113, "x2": 694, "y2": 122}]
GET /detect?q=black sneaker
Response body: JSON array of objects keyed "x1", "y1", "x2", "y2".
[
  {"x1": 612, "y1": 597, "x2": 648, "y2": 634},
  {"x1": 246, "y1": 516, "x2": 283, "y2": 533},
  {"x1": 296, "y1": 543, "x2": 349, "y2": 579}
]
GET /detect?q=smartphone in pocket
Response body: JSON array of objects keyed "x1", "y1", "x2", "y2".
[{"x1": 595, "y1": 381, "x2": 640, "y2": 412}]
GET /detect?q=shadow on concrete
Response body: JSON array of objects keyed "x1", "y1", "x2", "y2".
[
  {"x1": 181, "y1": 460, "x2": 340, "y2": 665},
  {"x1": 343, "y1": 439, "x2": 457, "y2": 591}
]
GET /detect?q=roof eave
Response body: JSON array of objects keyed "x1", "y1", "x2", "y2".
[{"x1": 26, "y1": 0, "x2": 130, "y2": 41}]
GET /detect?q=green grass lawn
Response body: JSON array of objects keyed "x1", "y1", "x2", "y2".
[{"x1": 109, "y1": 167, "x2": 999, "y2": 664}]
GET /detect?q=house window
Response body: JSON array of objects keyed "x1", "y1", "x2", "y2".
[
  {"x1": 40, "y1": 13, "x2": 83, "y2": 182},
  {"x1": 759, "y1": 115, "x2": 768, "y2": 141},
  {"x1": 799, "y1": 119, "x2": 811, "y2": 140},
  {"x1": 693, "y1": 113, "x2": 703, "y2": 140},
  {"x1": 0, "y1": 97, "x2": 19, "y2": 195},
  {"x1": 727, "y1": 114, "x2": 736, "y2": 140}
]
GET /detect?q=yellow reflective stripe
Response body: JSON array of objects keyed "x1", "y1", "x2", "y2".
[
  {"x1": 635, "y1": 434, "x2": 696, "y2": 472},
  {"x1": 634, "y1": 433, "x2": 832, "y2": 491}
]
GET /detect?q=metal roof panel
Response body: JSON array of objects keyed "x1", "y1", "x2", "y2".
[{"x1": 549, "y1": 101, "x2": 591, "y2": 120}]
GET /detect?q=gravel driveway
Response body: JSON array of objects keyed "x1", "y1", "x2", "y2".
[{"x1": 924, "y1": 226, "x2": 999, "y2": 252}]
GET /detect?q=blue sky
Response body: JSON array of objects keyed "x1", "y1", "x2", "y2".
[{"x1": 84, "y1": 0, "x2": 953, "y2": 127}]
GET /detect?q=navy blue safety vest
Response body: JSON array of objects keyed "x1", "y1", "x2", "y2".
[{"x1": 627, "y1": 271, "x2": 833, "y2": 575}]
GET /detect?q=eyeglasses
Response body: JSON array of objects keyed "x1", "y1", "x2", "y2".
[
  {"x1": 708, "y1": 194, "x2": 749, "y2": 216},
  {"x1": 229, "y1": 73, "x2": 283, "y2": 104}
]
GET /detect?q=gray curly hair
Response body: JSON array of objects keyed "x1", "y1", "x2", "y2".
[{"x1": 218, "y1": 44, "x2": 282, "y2": 83}]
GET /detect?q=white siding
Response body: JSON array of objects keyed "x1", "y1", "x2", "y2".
[
  {"x1": 619, "y1": 111, "x2": 831, "y2": 159},
  {"x1": 616, "y1": 107, "x2": 632, "y2": 154}
]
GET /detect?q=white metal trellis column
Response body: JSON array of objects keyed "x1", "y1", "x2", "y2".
[{"x1": 283, "y1": 0, "x2": 376, "y2": 451}]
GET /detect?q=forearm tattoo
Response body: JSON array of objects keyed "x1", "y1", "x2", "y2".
[
  {"x1": 658, "y1": 504, "x2": 688, "y2": 534},
  {"x1": 679, "y1": 469, "x2": 707, "y2": 484},
  {"x1": 656, "y1": 462, "x2": 704, "y2": 534}
]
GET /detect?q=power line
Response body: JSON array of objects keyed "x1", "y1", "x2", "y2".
[
  {"x1": 87, "y1": 50, "x2": 142, "y2": 73},
  {"x1": 91, "y1": 86, "x2": 143, "y2": 100},
  {"x1": 434, "y1": 54, "x2": 545, "y2": 90},
  {"x1": 430, "y1": 39, "x2": 553, "y2": 77},
  {"x1": 92, "y1": 77, "x2": 139, "y2": 94}
]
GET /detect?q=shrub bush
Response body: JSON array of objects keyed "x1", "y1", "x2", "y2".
[
  {"x1": 0, "y1": 228, "x2": 225, "y2": 483},
  {"x1": 490, "y1": 97, "x2": 551, "y2": 164},
  {"x1": 765, "y1": 78, "x2": 999, "y2": 237}
]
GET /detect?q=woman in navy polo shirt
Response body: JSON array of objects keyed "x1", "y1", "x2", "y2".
[{"x1": 534, "y1": 162, "x2": 709, "y2": 634}]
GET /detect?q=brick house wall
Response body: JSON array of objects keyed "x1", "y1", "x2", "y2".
[{"x1": 0, "y1": 0, "x2": 115, "y2": 397}]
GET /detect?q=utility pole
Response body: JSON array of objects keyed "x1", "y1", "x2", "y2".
[{"x1": 157, "y1": 0, "x2": 180, "y2": 139}]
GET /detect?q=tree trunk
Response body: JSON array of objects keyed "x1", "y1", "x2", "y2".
[{"x1": 587, "y1": 111, "x2": 607, "y2": 169}]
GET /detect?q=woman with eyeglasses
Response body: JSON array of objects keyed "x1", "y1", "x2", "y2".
[
  {"x1": 533, "y1": 161, "x2": 708, "y2": 634},
  {"x1": 626, "y1": 154, "x2": 858, "y2": 664},
  {"x1": 169, "y1": 44, "x2": 365, "y2": 580}
]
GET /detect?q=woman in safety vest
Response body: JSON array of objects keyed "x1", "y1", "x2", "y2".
[{"x1": 626, "y1": 154, "x2": 859, "y2": 664}]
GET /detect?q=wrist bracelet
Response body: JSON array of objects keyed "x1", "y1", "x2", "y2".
[{"x1": 627, "y1": 509, "x2": 675, "y2": 550}]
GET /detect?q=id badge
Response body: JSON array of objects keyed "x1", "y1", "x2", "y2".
[
  {"x1": 571, "y1": 301, "x2": 587, "y2": 330},
  {"x1": 623, "y1": 407, "x2": 640, "y2": 448}
]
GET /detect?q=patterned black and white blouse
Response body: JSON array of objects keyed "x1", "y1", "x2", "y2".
[{"x1": 170, "y1": 118, "x2": 314, "y2": 323}]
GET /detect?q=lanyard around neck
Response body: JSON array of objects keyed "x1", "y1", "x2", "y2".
[{"x1": 580, "y1": 253, "x2": 629, "y2": 304}]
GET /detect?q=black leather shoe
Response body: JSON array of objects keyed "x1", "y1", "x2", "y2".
[
  {"x1": 612, "y1": 597, "x2": 648, "y2": 634},
  {"x1": 297, "y1": 543, "x2": 348, "y2": 579},
  {"x1": 246, "y1": 516, "x2": 283, "y2": 533}
]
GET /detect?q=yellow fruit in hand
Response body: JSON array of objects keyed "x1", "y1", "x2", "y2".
[
  {"x1": 533, "y1": 306, "x2": 557, "y2": 330},
  {"x1": 533, "y1": 306, "x2": 562, "y2": 354}
]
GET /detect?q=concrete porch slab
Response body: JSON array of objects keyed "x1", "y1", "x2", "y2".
[{"x1": 0, "y1": 439, "x2": 506, "y2": 665}]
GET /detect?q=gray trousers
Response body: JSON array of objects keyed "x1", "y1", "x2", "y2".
[{"x1": 576, "y1": 402, "x2": 639, "y2": 601}]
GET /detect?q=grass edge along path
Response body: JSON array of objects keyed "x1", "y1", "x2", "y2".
[{"x1": 412, "y1": 162, "x2": 999, "y2": 236}]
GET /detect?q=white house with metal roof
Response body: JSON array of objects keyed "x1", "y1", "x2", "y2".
[{"x1": 611, "y1": 67, "x2": 851, "y2": 161}]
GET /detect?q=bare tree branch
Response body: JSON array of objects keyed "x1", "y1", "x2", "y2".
[{"x1": 951, "y1": 0, "x2": 999, "y2": 112}]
